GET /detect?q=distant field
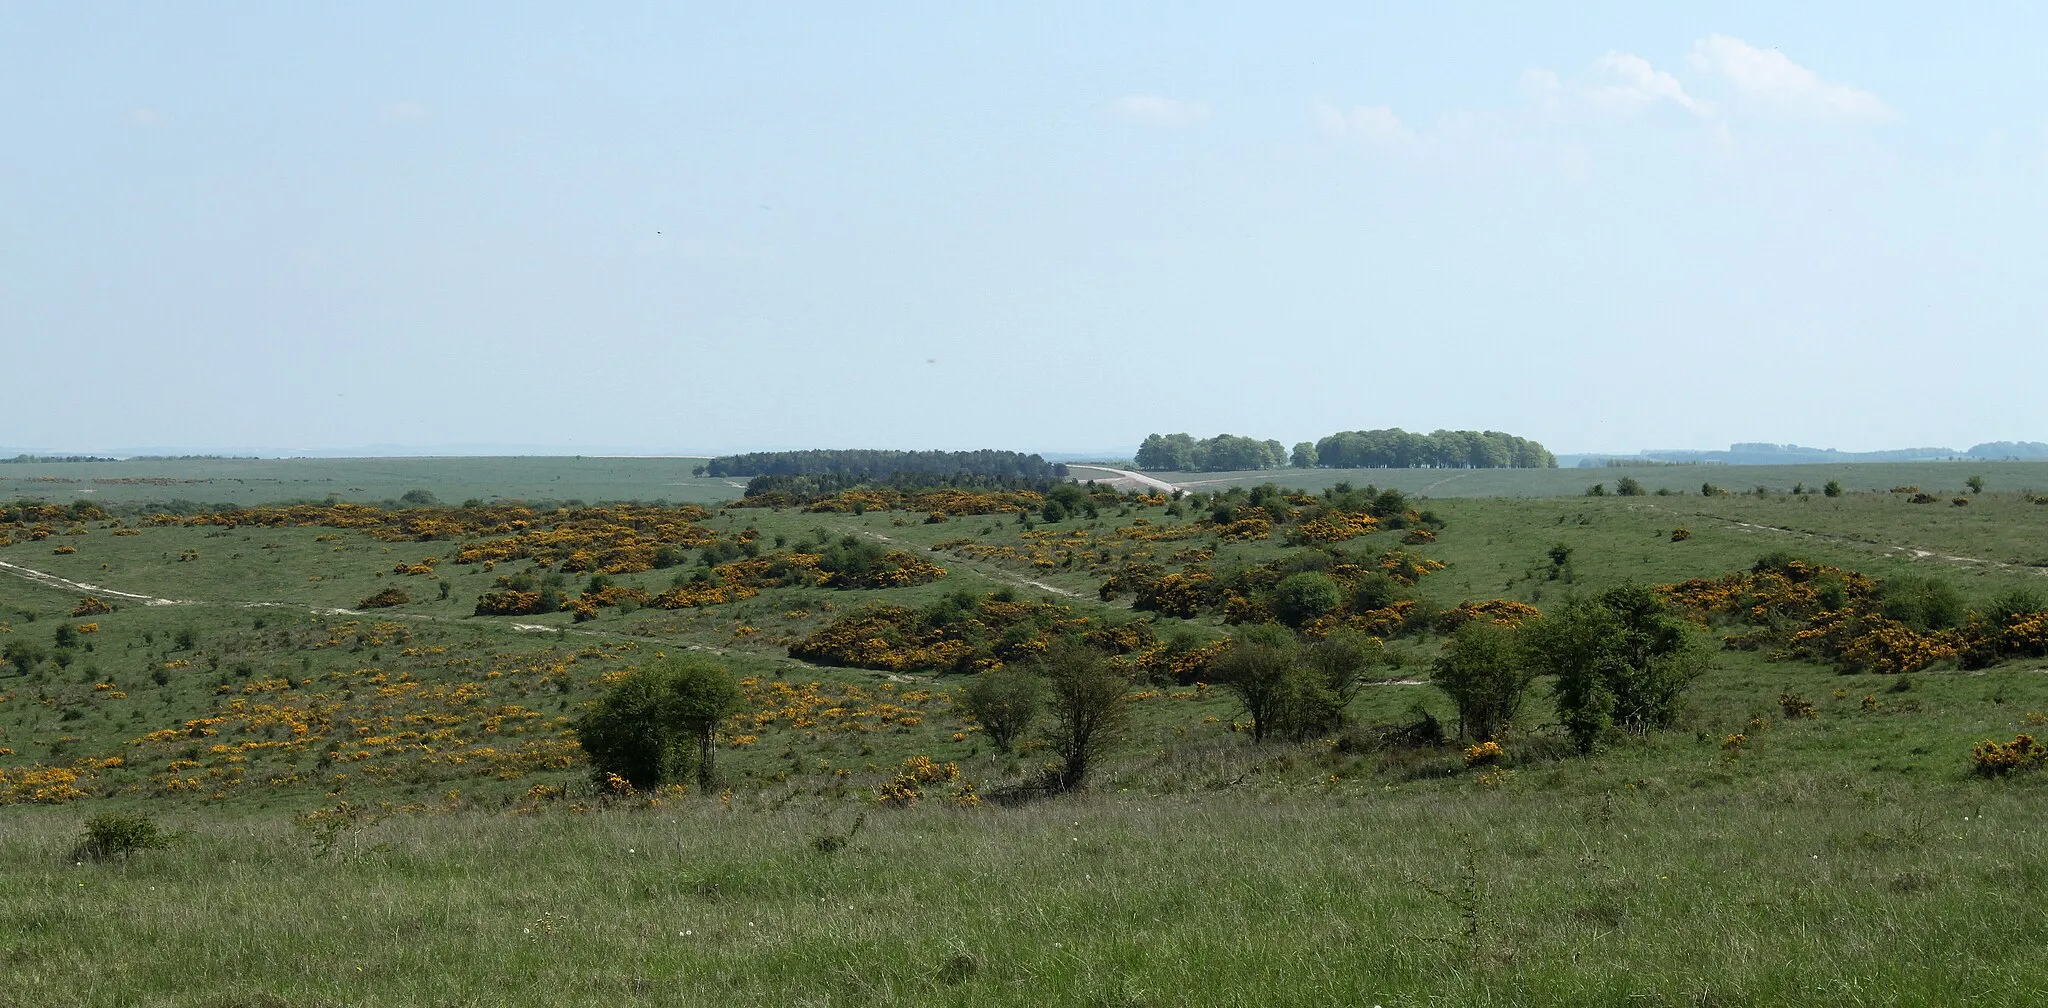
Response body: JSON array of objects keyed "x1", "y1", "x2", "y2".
[
  {"x1": 1413, "y1": 491, "x2": 2048, "y2": 610},
  {"x1": 1121, "y1": 460, "x2": 2048, "y2": 498},
  {"x1": 12, "y1": 457, "x2": 2040, "y2": 509},
  {"x1": 0, "y1": 456, "x2": 740, "y2": 506}
]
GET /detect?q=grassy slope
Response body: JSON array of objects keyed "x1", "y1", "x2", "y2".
[
  {"x1": 6, "y1": 480, "x2": 2048, "y2": 1004},
  {"x1": 8, "y1": 777, "x2": 2046, "y2": 1007},
  {"x1": 9, "y1": 489, "x2": 2043, "y2": 796}
]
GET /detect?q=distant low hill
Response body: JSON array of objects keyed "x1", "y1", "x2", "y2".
[
  {"x1": 1966, "y1": 441, "x2": 2048, "y2": 459},
  {"x1": 1642, "y1": 444, "x2": 1958, "y2": 465},
  {"x1": 1571, "y1": 441, "x2": 2048, "y2": 467}
]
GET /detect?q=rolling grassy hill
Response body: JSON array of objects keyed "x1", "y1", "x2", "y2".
[{"x1": 5, "y1": 469, "x2": 2048, "y2": 1005}]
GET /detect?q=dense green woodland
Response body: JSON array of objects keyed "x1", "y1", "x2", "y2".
[
  {"x1": 1133, "y1": 433, "x2": 1289, "y2": 471},
  {"x1": 739, "y1": 470, "x2": 1065, "y2": 503},
  {"x1": 701, "y1": 449, "x2": 1063, "y2": 479},
  {"x1": 1137, "y1": 428, "x2": 1556, "y2": 471}
]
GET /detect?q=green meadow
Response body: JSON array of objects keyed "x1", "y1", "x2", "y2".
[{"x1": 4, "y1": 458, "x2": 2048, "y2": 1005}]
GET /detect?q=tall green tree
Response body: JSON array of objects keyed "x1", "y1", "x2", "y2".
[
  {"x1": 1135, "y1": 433, "x2": 1198, "y2": 471},
  {"x1": 1262, "y1": 439, "x2": 1288, "y2": 468}
]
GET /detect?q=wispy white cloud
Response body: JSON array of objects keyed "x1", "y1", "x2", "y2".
[
  {"x1": 1588, "y1": 52, "x2": 1711, "y2": 117},
  {"x1": 1319, "y1": 34, "x2": 1886, "y2": 166},
  {"x1": 1314, "y1": 101, "x2": 1414, "y2": 148},
  {"x1": 1115, "y1": 94, "x2": 1209, "y2": 127},
  {"x1": 1315, "y1": 51, "x2": 1701, "y2": 166},
  {"x1": 1687, "y1": 35, "x2": 1891, "y2": 121},
  {"x1": 1518, "y1": 52, "x2": 1709, "y2": 119},
  {"x1": 126, "y1": 107, "x2": 170, "y2": 129}
]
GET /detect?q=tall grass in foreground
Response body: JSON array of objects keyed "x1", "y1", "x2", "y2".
[{"x1": 5, "y1": 776, "x2": 2045, "y2": 1007}]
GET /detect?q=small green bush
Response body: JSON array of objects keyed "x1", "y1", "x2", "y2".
[
  {"x1": 961, "y1": 666, "x2": 1047, "y2": 753},
  {"x1": 1876, "y1": 575, "x2": 1965, "y2": 632},
  {"x1": 1431, "y1": 619, "x2": 1530, "y2": 743},
  {"x1": 1272, "y1": 572, "x2": 1343, "y2": 628},
  {"x1": 1778, "y1": 692, "x2": 1818, "y2": 720},
  {"x1": 1525, "y1": 585, "x2": 1704, "y2": 752},
  {"x1": 74, "y1": 812, "x2": 172, "y2": 862},
  {"x1": 576, "y1": 655, "x2": 742, "y2": 792}
]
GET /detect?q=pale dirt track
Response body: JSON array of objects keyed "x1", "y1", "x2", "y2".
[
  {"x1": 1064, "y1": 465, "x2": 1186, "y2": 496},
  {"x1": 0, "y1": 558, "x2": 770, "y2": 663},
  {"x1": 857, "y1": 529, "x2": 1082, "y2": 599},
  {"x1": 0, "y1": 559, "x2": 187, "y2": 606}
]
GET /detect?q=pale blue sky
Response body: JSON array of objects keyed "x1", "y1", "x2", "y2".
[{"x1": 4, "y1": 4, "x2": 2043, "y2": 456}]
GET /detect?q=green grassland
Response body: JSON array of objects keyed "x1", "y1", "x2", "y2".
[
  {"x1": 5, "y1": 472, "x2": 2048, "y2": 1005},
  {"x1": 8, "y1": 775, "x2": 2045, "y2": 1007},
  {"x1": 10, "y1": 455, "x2": 2042, "y2": 509},
  {"x1": 0, "y1": 456, "x2": 739, "y2": 507}
]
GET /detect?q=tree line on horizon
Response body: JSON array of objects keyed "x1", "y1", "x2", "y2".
[
  {"x1": 1135, "y1": 429, "x2": 1556, "y2": 472},
  {"x1": 737, "y1": 470, "x2": 1064, "y2": 502},
  {"x1": 699, "y1": 449, "x2": 1065, "y2": 480}
]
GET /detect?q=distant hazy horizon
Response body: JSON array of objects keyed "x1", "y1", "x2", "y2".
[{"x1": 2, "y1": 436, "x2": 2038, "y2": 465}]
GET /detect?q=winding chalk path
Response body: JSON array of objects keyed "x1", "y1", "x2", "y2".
[{"x1": 0, "y1": 559, "x2": 188, "y2": 605}]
